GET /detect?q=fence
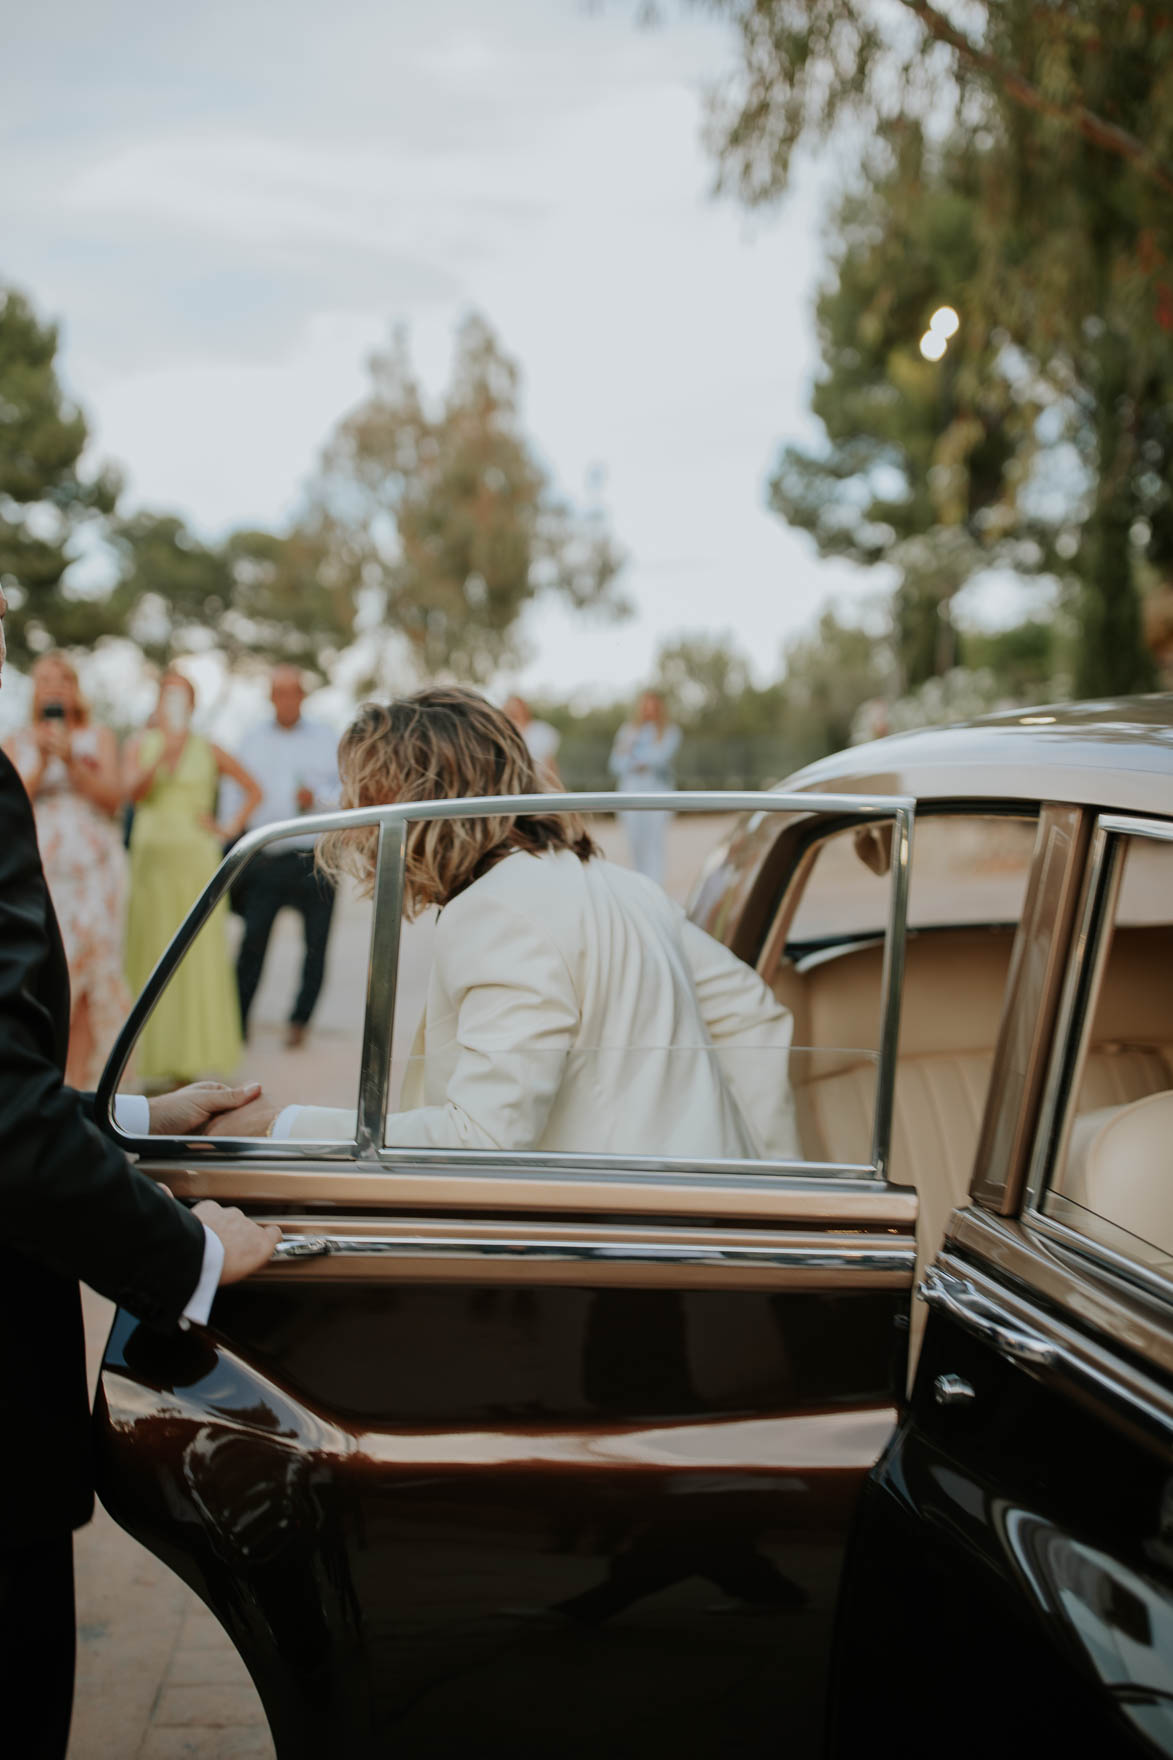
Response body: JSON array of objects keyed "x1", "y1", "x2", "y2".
[{"x1": 557, "y1": 734, "x2": 801, "y2": 796}]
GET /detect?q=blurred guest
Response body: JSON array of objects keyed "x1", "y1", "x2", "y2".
[
  {"x1": 504, "y1": 694, "x2": 561, "y2": 786},
  {"x1": 230, "y1": 665, "x2": 340, "y2": 1049},
  {"x1": 123, "y1": 671, "x2": 261, "y2": 1085},
  {"x1": 2, "y1": 653, "x2": 130, "y2": 1086},
  {"x1": 608, "y1": 690, "x2": 681, "y2": 887}
]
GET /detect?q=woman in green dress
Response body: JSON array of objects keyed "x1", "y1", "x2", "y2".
[{"x1": 123, "y1": 671, "x2": 263, "y2": 1086}]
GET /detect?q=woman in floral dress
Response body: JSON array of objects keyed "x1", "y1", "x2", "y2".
[{"x1": 3, "y1": 652, "x2": 130, "y2": 1087}]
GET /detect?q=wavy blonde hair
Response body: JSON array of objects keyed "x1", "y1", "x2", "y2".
[{"x1": 318, "y1": 686, "x2": 597, "y2": 917}]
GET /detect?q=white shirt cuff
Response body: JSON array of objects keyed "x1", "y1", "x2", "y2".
[
  {"x1": 113, "y1": 1094, "x2": 151, "y2": 1137},
  {"x1": 182, "y1": 1225, "x2": 225, "y2": 1327},
  {"x1": 270, "y1": 1105, "x2": 299, "y2": 1141}
]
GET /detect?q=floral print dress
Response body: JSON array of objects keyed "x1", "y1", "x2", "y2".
[{"x1": 9, "y1": 725, "x2": 131, "y2": 1085}]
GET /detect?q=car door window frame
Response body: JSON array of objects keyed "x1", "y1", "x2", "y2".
[
  {"x1": 98, "y1": 789, "x2": 915, "y2": 1185},
  {"x1": 1023, "y1": 811, "x2": 1173, "y2": 1310}
]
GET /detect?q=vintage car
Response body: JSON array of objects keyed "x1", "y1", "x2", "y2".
[{"x1": 94, "y1": 697, "x2": 1173, "y2": 1758}]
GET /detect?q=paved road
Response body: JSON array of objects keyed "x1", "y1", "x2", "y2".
[{"x1": 70, "y1": 814, "x2": 737, "y2": 1758}]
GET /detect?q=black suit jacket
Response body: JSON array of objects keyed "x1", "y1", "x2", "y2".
[{"x1": 0, "y1": 751, "x2": 205, "y2": 1546}]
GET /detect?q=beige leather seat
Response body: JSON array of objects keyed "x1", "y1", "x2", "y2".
[
  {"x1": 772, "y1": 923, "x2": 1173, "y2": 1318},
  {"x1": 1063, "y1": 1089, "x2": 1173, "y2": 1255}
]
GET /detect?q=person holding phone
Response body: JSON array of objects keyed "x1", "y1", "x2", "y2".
[
  {"x1": 3, "y1": 653, "x2": 130, "y2": 1086},
  {"x1": 122, "y1": 670, "x2": 263, "y2": 1085}
]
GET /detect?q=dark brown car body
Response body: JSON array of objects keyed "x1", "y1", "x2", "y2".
[{"x1": 95, "y1": 698, "x2": 1173, "y2": 1758}]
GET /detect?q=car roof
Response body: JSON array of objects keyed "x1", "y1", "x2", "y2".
[{"x1": 778, "y1": 694, "x2": 1173, "y2": 818}]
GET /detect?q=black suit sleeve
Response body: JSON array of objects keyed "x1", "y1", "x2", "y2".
[{"x1": 0, "y1": 757, "x2": 205, "y2": 1325}]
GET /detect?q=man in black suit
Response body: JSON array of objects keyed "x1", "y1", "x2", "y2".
[{"x1": 0, "y1": 586, "x2": 281, "y2": 1757}]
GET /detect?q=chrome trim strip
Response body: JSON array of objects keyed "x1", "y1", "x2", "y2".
[
  {"x1": 929, "y1": 1251, "x2": 1173, "y2": 1447},
  {"x1": 355, "y1": 820, "x2": 404, "y2": 1153},
  {"x1": 872, "y1": 806, "x2": 912, "y2": 1180},
  {"x1": 918, "y1": 1265, "x2": 1055, "y2": 1366},
  {"x1": 1026, "y1": 1210, "x2": 1173, "y2": 1315},
  {"x1": 270, "y1": 1232, "x2": 916, "y2": 1274},
  {"x1": 1095, "y1": 814, "x2": 1173, "y2": 843},
  {"x1": 1022, "y1": 820, "x2": 1121, "y2": 1212}
]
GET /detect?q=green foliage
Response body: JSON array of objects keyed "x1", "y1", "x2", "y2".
[
  {"x1": 106, "y1": 514, "x2": 353, "y2": 679},
  {"x1": 0, "y1": 288, "x2": 120, "y2": 666},
  {"x1": 702, "y1": 0, "x2": 1173, "y2": 695},
  {"x1": 307, "y1": 314, "x2": 628, "y2": 683}
]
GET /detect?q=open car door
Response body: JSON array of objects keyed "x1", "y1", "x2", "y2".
[{"x1": 94, "y1": 790, "x2": 917, "y2": 1760}]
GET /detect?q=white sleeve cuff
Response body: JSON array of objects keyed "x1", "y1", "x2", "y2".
[
  {"x1": 270, "y1": 1105, "x2": 300, "y2": 1141},
  {"x1": 182, "y1": 1224, "x2": 225, "y2": 1327},
  {"x1": 113, "y1": 1094, "x2": 151, "y2": 1137}
]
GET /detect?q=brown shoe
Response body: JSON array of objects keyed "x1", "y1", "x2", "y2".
[{"x1": 285, "y1": 1022, "x2": 307, "y2": 1050}]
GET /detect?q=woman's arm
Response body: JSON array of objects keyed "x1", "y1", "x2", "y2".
[
  {"x1": 277, "y1": 892, "x2": 581, "y2": 1149},
  {"x1": 608, "y1": 723, "x2": 633, "y2": 780},
  {"x1": 209, "y1": 745, "x2": 264, "y2": 842},
  {"x1": 681, "y1": 918, "x2": 799, "y2": 1159},
  {"x1": 67, "y1": 724, "x2": 123, "y2": 816}
]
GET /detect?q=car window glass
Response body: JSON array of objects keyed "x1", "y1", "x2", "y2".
[
  {"x1": 384, "y1": 806, "x2": 903, "y2": 1170},
  {"x1": 115, "y1": 828, "x2": 373, "y2": 1140},
  {"x1": 1042, "y1": 832, "x2": 1173, "y2": 1280},
  {"x1": 787, "y1": 814, "x2": 1036, "y2": 947},
  {"x1": 115, "y1": 801, "x2": 906, "y2": 1174}
]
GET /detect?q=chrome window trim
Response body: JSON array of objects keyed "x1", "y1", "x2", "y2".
[
  {"x1": 1026, "y1": 1209, "x2": 1173, "y2": 1319},
  {"x1": 1023, "y1": 811, "x2": 1173, "y2": 1264},
  {"x1": 98, "y1": 788, "x2": 915, "y2": 1184}
]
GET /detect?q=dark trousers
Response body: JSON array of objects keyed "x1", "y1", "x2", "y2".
[
  {"x1": 235, "y1": 849, "x2": 336, "y2": 1034},
  {"x1": 0, "y1": 1534, "x2": 75, "y2": 1759}
]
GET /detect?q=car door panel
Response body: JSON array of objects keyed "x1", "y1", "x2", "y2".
[
  {"x1": 97, "y1": 1186, "x2": 915, "y2": 1760},
  {"x1": 95, "y1": 789, "x2": 918, "y2": 1755},
  {"x1": 828, "y1": 1218, "x2": 1173, "y2": 1760}
]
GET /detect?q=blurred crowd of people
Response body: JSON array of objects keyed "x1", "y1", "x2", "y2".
[
  {"x1": 2, "y1": 657, "x2": 340, "y2": 1090},
  {"x1": 3, "y1": 661, "x2": 681, "y2": 1092}
]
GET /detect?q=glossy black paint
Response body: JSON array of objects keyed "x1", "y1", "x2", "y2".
[
  {"x1": 97, "y1": 1280, "x2": 906, "y2": 1759},
  {"x1": 827, "y1": 1299, "x2": 1173, "y2": 1760}
]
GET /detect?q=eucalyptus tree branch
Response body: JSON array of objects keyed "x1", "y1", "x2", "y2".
[{"x1": 903, "y1": 0, "x2": 1173, "y2": 198}]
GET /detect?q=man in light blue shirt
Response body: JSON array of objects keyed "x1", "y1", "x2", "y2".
[{"x1": 232, "y1": 667, "x2": 340, "y2": 1048}]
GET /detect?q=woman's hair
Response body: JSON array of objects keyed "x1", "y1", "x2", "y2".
[
  {"x1": 318, "y1": 686, "x2": 597, "y2": 916},
  {"x1": 30, "y1": 652, "x2": 89, "y2": 726}
]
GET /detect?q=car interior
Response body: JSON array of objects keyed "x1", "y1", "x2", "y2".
[{"x1": 754, "y1": 814, "x2": 1173, "y2": 1314}]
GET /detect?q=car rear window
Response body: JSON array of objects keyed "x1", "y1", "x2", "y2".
[{"x1": 787, "y1": 813, "x2": 1037, "y2": 946}]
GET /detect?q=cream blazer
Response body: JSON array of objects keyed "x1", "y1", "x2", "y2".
[{"x1": 282, "y1": 850, "x2": 797, "y2": 1160}]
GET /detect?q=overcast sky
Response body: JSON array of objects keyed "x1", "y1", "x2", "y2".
[{"x1": 3, "y1": 0, "x2": 885, "y2": 705}]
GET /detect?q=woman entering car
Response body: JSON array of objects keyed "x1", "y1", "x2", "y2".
[{"x1": 213, "y1": 686, "x2": 797, "y2": 1159}]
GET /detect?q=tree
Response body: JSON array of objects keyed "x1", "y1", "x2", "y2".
[
  {"x1": 699, "y1": 0, "x2": 1173, "y2": 693},
  {"x1": 768, "y1": 130, "x2": 1063, "y2": 689},
  {"x1": 0, "y1": 287, "x2": 120, "y2": 666},
  {"x1": 106, "y1": 514, "x2": 354, "y2": 678},
  {"x1": 307, "y1": 314, "x2": 628, "y2": 683}
]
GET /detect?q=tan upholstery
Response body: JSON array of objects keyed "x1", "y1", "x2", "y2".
[
  {"x1": 773, "y1": 925, "x2": 1173, "y2": 1299},
  {"x1": 1064, "y1": 1090, "x2": 1173, "y2": 1255}
]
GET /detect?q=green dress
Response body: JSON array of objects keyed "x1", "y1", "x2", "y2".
[{"x1": 125, "y1": 731, "x2": 242, "y2": 1083}]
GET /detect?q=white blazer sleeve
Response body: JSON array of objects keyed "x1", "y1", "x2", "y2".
[
  {"x1": 680, "y1": 919, "x2": 800, "y2": 1160},
  {"x1": 279, "y1": 892, "x2": 581, "y2": 1151}
]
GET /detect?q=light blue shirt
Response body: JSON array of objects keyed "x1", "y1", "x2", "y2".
[{"x1": 609, "y1": 721, "x2": 682, "y2": 792}]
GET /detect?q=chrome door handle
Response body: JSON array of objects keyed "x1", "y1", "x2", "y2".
[
  {"x1": 273, "y1": 1237, "x2": 333, "y2": 1260},
  {"x1": 918, "y1": 1268, "x2": 1056, "y2": 1368}
]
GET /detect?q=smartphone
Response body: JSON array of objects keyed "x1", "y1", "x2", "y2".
[
  {"x1": 41, "y1": 702, "x2": 66, "y2": 721},
  {"x1": 160, "y1": 686, "x2": 191, "y2": 734}
]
